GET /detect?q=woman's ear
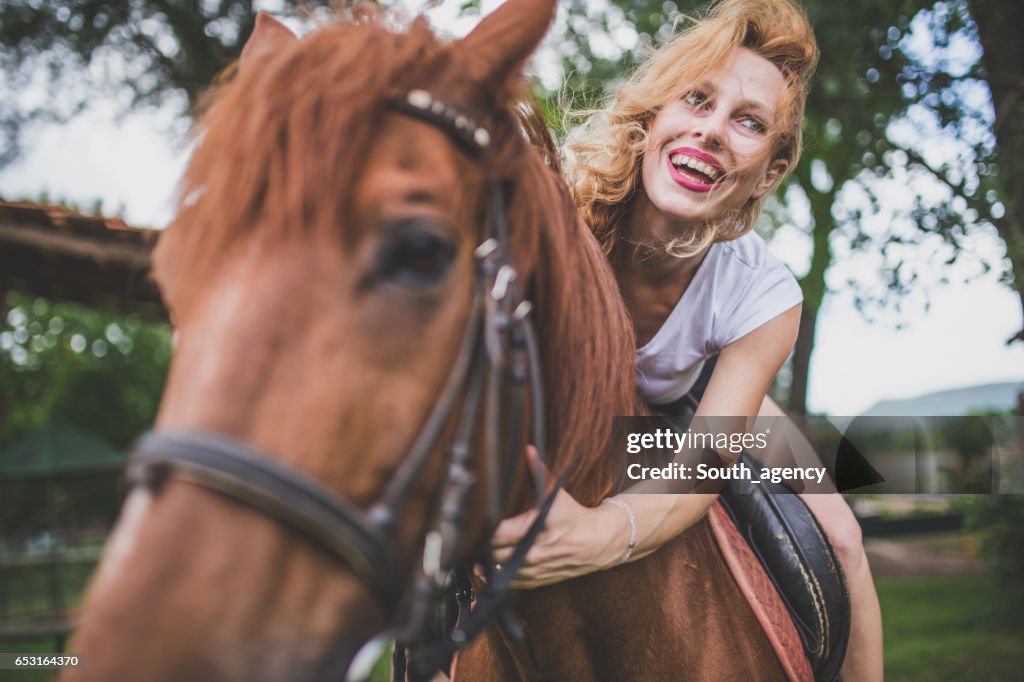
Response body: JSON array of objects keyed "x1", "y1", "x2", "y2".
[{"x1": 752, "y1": 158, "x2": 790, "y2": 199}]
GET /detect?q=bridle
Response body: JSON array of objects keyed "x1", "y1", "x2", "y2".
[{"x1": 127, "y1": 88, "x2": 561, "y2": 679}]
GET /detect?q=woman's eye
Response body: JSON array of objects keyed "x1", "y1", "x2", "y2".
[
  {"x1": 683, "y1": 91, "x2": 709, "y2": 109},
  {"x1": 377, "y1": 224, "x2": 457, "y2": 286},
  {"x1": 738, "y1": 116, "x2": 767, "y2": 134}
]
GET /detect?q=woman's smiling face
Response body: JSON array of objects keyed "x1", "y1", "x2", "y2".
[{"x1": 639, "y1": 47, "x2": 789, "y2": 233}]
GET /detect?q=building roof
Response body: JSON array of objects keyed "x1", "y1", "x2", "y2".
[{"x1": 0, "y1": 199, "x2": 166, "y2": 319}]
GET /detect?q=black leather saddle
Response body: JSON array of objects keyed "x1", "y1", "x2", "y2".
[{"x1": 654, "y1": 358, "x2": 850, "y2": 682}]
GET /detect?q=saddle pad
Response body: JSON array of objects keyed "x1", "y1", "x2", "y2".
[{"x1": 707, "y1": 502, "x2": 813, "y2": 682}]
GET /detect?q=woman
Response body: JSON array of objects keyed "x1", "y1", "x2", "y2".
[{"x1": 492, "y1": 1, "x2": 883, "y2": 679}]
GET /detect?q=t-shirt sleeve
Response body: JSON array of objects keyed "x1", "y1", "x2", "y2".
[{"x1": 719, "y1": 252, "x2": 803, "y2": 347}]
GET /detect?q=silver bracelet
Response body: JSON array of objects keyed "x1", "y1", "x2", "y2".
[{"x1": 602, "y1": 497, "x2": 637, "y2": 563}]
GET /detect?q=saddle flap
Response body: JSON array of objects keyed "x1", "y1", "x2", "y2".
[{"x1": 714, "y1": 460, "x2": 851, "y2": 682}]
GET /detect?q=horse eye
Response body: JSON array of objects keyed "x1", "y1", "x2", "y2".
[{"x1": 377, "y1": 224, "x2": 457, "y2": 286}]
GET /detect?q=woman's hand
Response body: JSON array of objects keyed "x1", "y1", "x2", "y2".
[{"x1": 489, "y1": 449, "x2": 630, "y2": 589}]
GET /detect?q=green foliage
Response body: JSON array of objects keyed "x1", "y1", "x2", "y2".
[
  {"x1": 0, "y1": 291, "x2": 172, "y2": 449},
  {"x1": 935, "y1": 416, "x2": 996, "y2": 491},
  {"x1": 958, "y1": 494, "x2": 1024, "y2": 608},
  {"x1": 0, "y1": 0, "x2": 338, "y2": 166}
]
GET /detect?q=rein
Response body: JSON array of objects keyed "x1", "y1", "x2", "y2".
[{"x1": 126, "y1": 89, "x2": 560, "y2": 680}]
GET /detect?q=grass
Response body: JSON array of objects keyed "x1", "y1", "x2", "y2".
[{"x1": 879, "y1": 573, "x2": 1024, "y2": 681}]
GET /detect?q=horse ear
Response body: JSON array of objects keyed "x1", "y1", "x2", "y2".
[
  {"x1": 455, "y1": 0, "x2": 556, "y2": 87},
  {"x1": 240, "y1": 12, "x2": 297, "y2": 71}
]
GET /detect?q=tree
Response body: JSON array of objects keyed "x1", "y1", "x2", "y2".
[
  {"x1": 960, "y1": 494, "x2": 1024, "y2": 609},
  {"x1": 0, "y1": 0, "x2": 338, "y2": 166},
  {"x1": 0, "y1": 292, "x2": 172, "y2": 448},
  {"x1": 906, "y1": 0, "x2": 1024, "y2": 340}
]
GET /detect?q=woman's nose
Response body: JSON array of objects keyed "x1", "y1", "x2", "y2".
[{"x1": 692, "y1": 111, "x2": 727, "y2": 148}]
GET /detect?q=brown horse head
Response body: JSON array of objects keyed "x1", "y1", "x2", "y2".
[{"x1": 64, "y1": 2, "x2": 641, "y2": 681}]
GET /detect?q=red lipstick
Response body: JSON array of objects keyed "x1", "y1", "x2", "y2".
[{"x1": 665, "y1": 147, "x2": 725, "y2": 193}]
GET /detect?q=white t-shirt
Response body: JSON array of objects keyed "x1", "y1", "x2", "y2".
[{"x1": 635, "y1": 231, "x2": 803, "y2": 405}]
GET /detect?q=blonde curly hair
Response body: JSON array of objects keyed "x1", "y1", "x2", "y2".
[{"x1": 567, "y1": 0, "x2": 818, "y2": 258}]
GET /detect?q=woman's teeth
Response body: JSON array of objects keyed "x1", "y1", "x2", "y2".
[{"x1": 669, "y1": 153, "x2": 722, "y2": 182}]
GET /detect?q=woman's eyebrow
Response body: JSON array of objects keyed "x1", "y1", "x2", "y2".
[{"x1": 737, "y1": 99, "x2": 774, "y2": 120}]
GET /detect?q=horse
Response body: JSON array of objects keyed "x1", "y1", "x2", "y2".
[{"x1": 63, "y1": 1, "x2": 800, "y2": 680}]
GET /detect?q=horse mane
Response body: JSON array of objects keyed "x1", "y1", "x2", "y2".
[
  {"x1": 489, "y1": 103, "x2": 646, "y2": 506},
  {"x1": 154, "y1": 11, "x2": 644, "y2": 508}
]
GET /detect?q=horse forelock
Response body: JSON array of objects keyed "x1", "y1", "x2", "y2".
[{"x1": 155, "y1": 15, "x2": 449, "y2": 305}]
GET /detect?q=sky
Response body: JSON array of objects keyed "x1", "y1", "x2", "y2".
[{"x1": 1, "y1": 1, "x2": 1022, "y2": 416}]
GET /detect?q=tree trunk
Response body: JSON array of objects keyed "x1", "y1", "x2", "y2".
[
  {"x1": 970, "y1": 0, "x2": 1024, "y2": 342},
  {"x1": 787, "y1": 167, "x2": 837, "y2": 416},
  {"x1": 788, "y1": 302, "x2": 818, "y2": 416}
]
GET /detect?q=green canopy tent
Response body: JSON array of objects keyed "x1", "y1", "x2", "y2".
[
  {"x1": 0, "y1": 419, "x2": 125, "y2": 479},
  {"x1": 1, "y1": 419, "x2": 125, "y2": 545}
]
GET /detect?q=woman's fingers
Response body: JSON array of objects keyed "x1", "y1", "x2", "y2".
[
  {"x1": 491, "y1": 546, "x2": 514, "y2": 565},
  {"x1": 490, "y1": 445, "x2": 546, "y2": 548},
  {"x1": 525, "y1": 444, "x2": 548, "y2": 487},
  {"x1": 490, "y1": 507, "x2": 540, "y2": 548},
  {"x1": 487, "y1": 453, "x2": 605, "y2": 589}
]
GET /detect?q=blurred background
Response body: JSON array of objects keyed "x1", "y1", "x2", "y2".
[{"x1": 0, "y1": 1, "x2": 1021, "y2": 679}]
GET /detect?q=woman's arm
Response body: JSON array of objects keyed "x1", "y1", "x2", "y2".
[
  {"x1": 490, "y1": 481, "x2": 716, "y2": 587},
  {"x1": 698, "y1": 303, "x2": 800, "y2": 419},
  {"x1": 491, "y1": 304, "x2": 801, "y2": 589}
]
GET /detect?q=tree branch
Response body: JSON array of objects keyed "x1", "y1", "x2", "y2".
[{"x1": 888, "y1": 140, "x2": 1005, "y2": 229}]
